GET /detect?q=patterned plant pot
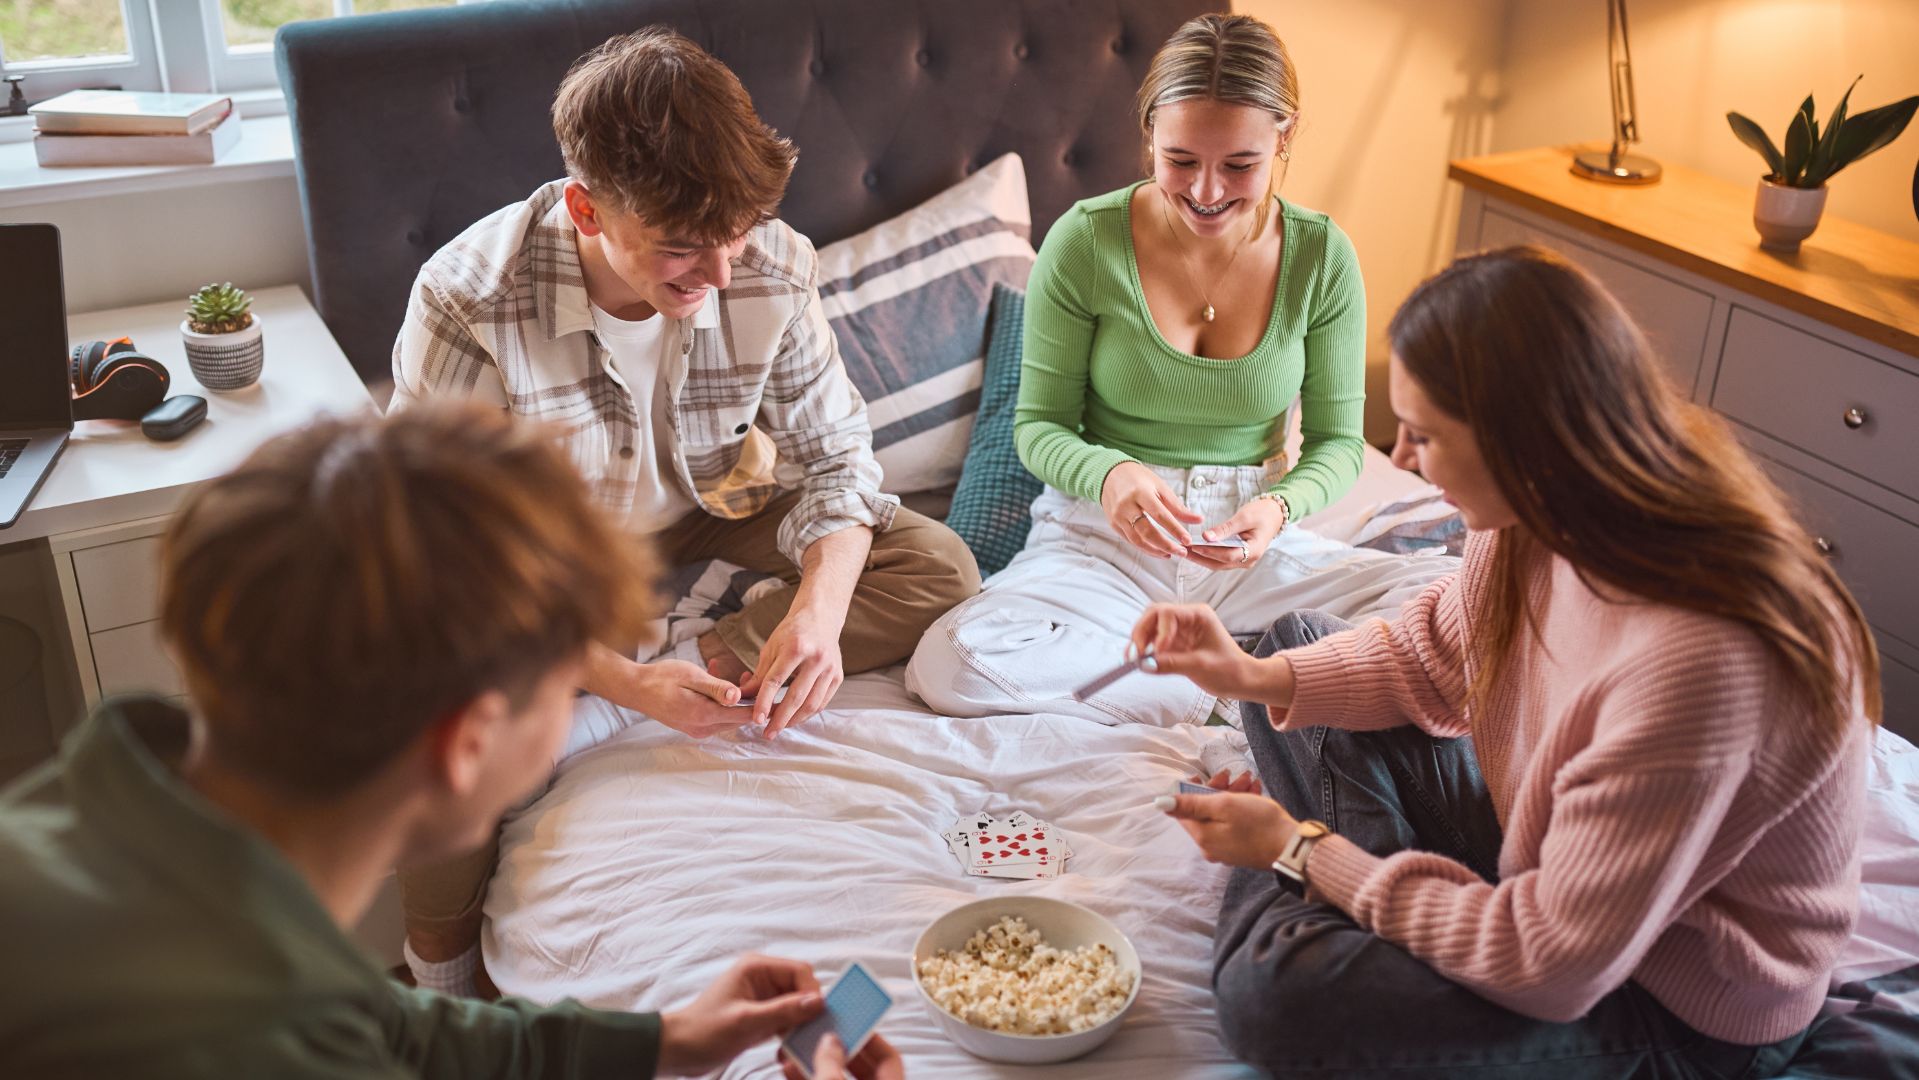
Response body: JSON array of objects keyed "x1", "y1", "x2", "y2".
[
  {"x1": 179, "y1": 316, "x2": 264, "y2": 391},
  {"x1": 1753, "y1": 179, "x2": 1829, "y2": 254}
]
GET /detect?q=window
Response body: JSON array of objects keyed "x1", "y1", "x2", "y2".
[
  {"x1": 0, "y1": 1, "x2": 163, "y2": 100},
  {"x1": 205, "y1": 0, "x2": 467, "y2": 93},
  {"x1": 0, "y1": 0, "x2": 473, "y2": 105}
]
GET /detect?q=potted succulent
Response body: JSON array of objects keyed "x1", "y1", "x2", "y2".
[
  {"x1": 180, "y1": 282, "x2": 265, "y2": 390},
  {"x1": 1727, "y1": 78, "x2": 1917, "y2": 253}
]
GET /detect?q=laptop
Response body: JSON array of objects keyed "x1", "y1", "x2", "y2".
[{"x1": 0, "y1": 223, "x2": 74, "y2": 529}]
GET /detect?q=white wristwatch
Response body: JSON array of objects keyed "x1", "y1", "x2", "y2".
[{"x1": 1272, "y1": 819, "x2": 1329, "y2": 884}]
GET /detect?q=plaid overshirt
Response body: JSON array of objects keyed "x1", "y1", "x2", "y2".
[{"x1": 392, "y1": 180, "x2": 898, "y2": 565}]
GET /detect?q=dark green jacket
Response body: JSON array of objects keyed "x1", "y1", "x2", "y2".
[{"x1": 0, "y1": 696, "x2": 660, "y2": 1078}]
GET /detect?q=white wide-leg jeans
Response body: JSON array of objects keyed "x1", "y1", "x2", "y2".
[{"x1": 905, "y1": 462, "x2": 1458, "y2": 726}]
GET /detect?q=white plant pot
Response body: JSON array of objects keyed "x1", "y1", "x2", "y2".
[
  {"x1": 1753, "y1": 179, "x2": 1829, "y2": 253},
  {"x1": 180, "y1": 315, "x2": 264, "y2": 391}
]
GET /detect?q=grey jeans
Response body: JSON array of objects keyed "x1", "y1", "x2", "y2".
[{"x1": 1212, "y1": 610, "x2": 1809, "y2": 1079}]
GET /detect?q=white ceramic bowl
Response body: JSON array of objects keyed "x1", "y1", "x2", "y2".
[{"x1": 911, "y1": 896, "x2": 1142, "y2": 1064}]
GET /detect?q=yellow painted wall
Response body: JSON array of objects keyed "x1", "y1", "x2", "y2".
[
  {"x1": 1229, "y1": 0, "x2": 1919, "y2": 444},
  {"x1": 1233, "y1": 0, "x2": 1510, "y2": 444},
  {"x1": 1496, "y1": 0, "x2": 1919, "y2": 244}
]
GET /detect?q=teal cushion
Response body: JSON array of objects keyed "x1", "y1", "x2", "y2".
[{"x1": 947, "y1": 285, "x2": 1044, "y2": 577}]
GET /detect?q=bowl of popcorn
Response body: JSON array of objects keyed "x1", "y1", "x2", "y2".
[{"x1": 912, "y1": 897, "x2": 1141, "y2": 1064}]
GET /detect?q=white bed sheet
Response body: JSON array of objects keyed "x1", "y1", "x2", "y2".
[
  {"x1": 484, "y1": 447, "x2": 1428, "y2": 1078},
  {"x1": 490, "y1": 678, "x2": 1263, "y2": 1079},
  {"x1": 484, "y1": 445, "x2": 1919, "y2": 1075}
]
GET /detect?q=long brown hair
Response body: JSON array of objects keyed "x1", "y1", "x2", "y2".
[
  {"x1": 1136, "y1": 13, "x2": 1298, "y2": 238},
  {"x1": 1389, "y1": 245, "x2": 1879, "y2": 732}
]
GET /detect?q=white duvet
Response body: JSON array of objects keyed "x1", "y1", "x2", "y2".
[
  {"x1": 489, "y1": 679, "x2": 1263, "y2": 1079},
  {"x1": 483, "y1": 448, "x2": 1919, "y2": 1077}
]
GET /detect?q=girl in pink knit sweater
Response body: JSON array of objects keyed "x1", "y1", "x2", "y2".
[{"x1": 1137, "y1": 245, "x2": 1881, "y2": 1077}]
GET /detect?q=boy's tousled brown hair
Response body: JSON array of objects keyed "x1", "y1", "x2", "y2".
[
  {"x1": 160, "y1": 402, "x2": 660, "y2": 798},
  {"x1": 553, "y1": 28, "x2": 795, "y2": 244}
]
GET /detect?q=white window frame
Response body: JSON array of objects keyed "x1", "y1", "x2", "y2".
[
  {"x1": 199, "y1": 0, "x2": 497, "y2": 95},
  {"x1": 197, "y1": 0, "x2": 351, "y2": 98},
  {"x1": 1, "y1": 0, "x2": 492, "y2": 109}
]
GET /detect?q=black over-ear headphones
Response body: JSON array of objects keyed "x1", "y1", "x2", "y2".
[{"x1": 70, "y1": 337, "x2": 171, "y2": 421}]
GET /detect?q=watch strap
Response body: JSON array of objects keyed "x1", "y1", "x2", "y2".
[{"x1": 1272, "y1": 819, "x2": 1328, "y2": 883}]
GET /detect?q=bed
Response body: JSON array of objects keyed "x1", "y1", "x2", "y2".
[
  {"x1": 485, "y1": 450, "x2": 1432, "y2": 1080},
  {"x1": 485, "y1": 451, "x2": 1919, "y2": 1079},
  {"x1": 274, "y1": 1, "x2": 1919, "y2": 1075}
]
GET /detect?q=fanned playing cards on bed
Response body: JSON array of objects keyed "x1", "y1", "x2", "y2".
[{"x1": 940, "y1": 811, "x2": 1073, "y2": 879}]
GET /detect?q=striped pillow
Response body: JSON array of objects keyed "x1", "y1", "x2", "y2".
[{"x1": 817, "y1": 153, "x2": 1036, "y2": 495}]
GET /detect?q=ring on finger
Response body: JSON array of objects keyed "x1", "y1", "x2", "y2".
[
  {"x1": 1129, "y1": 511, "x2": 1147, "y2": 525},
  {"x1": 1238, "y1": 547, "x2": 1250, "y2": 564}
]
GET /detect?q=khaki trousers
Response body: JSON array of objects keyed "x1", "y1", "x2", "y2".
[{"x1": 397, "y1": 497, "x2": 978, "y2": 949}]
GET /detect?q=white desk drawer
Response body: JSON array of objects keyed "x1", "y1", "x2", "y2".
[
  {"x1": 1478, "y1": 208, "x2": 1714, "y2": 393},
  {"x1": 72, "y1": 536, "x2": 163, "y2": 633},
  {"x1": 1766, "y1": 459, "x2": 1918, "y2": 651},
  {"x1": 1715, "y1": 308, "x2": 1919, "y2": 499},
  {"x1": 90, "y1": 620, "x2": 183, "y2": 698}
]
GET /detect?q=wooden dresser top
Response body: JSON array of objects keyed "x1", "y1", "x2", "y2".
[{"x1": 1449, "y1": 146, "x2": 1919, "y2": 357}]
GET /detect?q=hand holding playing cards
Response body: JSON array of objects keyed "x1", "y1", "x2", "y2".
[
  {"x1": 1159, "y1": 790, "x2": 1299, "y2": 870},
  {"x1": 1101, "y1": 461, "x2": 1202, "y2": 560},
  {"x1": 744, "y1": 607, "x2": 845, "y2": 737},
  {"x1": 1183, "y1": 496, "x2": 1287, "y2": 571},
  {"x1": 1196, "y1": 766, "x2": 1262, "y2": 795},
  {"x1": 1131, "y1": 603, "x2": 1294, "y2": 708},
  {"x1": 780, "y1": 1033, "x2": 906, "y2": 1080},
  {"x1": 584, "y1": 646, "x2": 750, "y2": 739},
  {"x1": 657, "y1": 954, "x2": 825, "y2": 1077}
]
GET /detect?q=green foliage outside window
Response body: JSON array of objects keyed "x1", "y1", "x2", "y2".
[
  {"x1": 0, "y1": 0, "x2": 130, "y2": 64},
  {"x1": 0, "y1": 0, "x2": 462, "y2": 64}
]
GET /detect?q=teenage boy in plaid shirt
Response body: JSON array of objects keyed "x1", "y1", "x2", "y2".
[{"x1": 393, "y1": 29, "x2": 979, "y2": 996}]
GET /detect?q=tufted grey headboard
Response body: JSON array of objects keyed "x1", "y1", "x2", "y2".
[{"x1": 276, "y1": 0, "x2": 1217, "y2": 383}]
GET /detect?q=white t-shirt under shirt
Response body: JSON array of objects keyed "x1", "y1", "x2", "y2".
[{"x1": 590, "y1": 303, "x2": 697, "y2": 535}]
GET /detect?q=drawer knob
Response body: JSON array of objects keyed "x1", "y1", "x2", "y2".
[
  {"x1": 1843, "y1": 407, "x2": 1867, "y2": 429},
  {"x1": 1814, "y1": 536, "x2": 1837, "y2": 558}
]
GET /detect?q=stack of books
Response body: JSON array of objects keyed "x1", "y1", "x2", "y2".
[{"x1": 29, "y1": 90, "x2": 239, "y2": 168}]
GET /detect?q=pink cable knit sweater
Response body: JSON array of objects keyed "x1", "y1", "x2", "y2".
[{"x1": 1280, "y1": 531, "x2": 1868, "y2": 1045}]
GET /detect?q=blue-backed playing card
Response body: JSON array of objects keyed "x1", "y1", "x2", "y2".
[
  {"x1": 781, "y1": 962, "x2": 893, "y2": 1079},
  {"x1": 1177, "y1": 780, "x2": 1219, "y2": 797}
]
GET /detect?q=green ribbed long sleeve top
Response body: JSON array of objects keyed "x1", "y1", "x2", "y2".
[{"x1": 1014, "y1": 183, "x2": 1368, "y2": 519}]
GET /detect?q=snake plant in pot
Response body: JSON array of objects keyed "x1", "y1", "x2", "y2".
[
  {"x1": 1727, "y1": 78, "x2": 1918, "y2": 252},
  {"x1": 180, "y1": 282, "x2": 264, "y2": 390}
]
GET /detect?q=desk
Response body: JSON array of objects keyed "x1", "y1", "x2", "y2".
[
  {"x1": 0, "y1": 284, "x2": 397, "y2": 961},
  {"x1": 1451, "y1": 147, "x2": 1919, "y2": 738},
  {"x1": 7, "y1": 285, "x2": 374, "y2": 719},
  {"x1": 3, "y1": 285, "x2": 371, "y2": 732},
  {"x1": 9, "y1": 285, "x2": 375, "y2": 545}
]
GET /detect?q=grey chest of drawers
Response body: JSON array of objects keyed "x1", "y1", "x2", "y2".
[{"x1": 1451, "y1": 148, "x2": 1919, "y2": 740}]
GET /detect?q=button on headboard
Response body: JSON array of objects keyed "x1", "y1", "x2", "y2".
[{"x1": 277, "y1": 0, "x2": 1218, "y2": 383}]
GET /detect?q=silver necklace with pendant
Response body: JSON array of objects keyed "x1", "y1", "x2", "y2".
[{"x1": 1161, "y1": 196, "x2": 1254, "y2": 324}]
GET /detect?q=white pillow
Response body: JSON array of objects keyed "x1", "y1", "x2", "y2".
[{"x1": 815, "y1": 153, "x2": 1036, "y2": 495}]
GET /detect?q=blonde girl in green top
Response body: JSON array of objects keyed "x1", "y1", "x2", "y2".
[{"x1": 907, "y1": 14, "x2": 1455, "y2": 726}]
